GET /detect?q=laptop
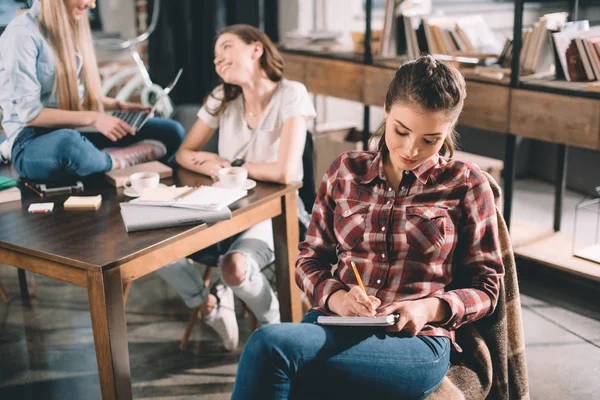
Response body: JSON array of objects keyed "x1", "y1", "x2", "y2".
[{"x1": 109, "y1": 68, "x2": 183, "y2": 131}]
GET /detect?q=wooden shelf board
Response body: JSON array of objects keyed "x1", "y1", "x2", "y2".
[{"x1": 511, "y1": 220, "x2": 600, "y2": 282}]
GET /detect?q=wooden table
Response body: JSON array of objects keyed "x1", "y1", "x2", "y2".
[{"x1": 0, "y1": 166, "x2": 303, "y2": 399}]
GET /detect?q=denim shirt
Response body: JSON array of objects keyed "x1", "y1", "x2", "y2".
[{"x1": 0, "y1": 0, "x2": 84, "y2": 163}]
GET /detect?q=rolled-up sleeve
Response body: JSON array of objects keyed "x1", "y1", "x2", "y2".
[
  {"x1": 434, "y1": 165, "x2": 505, "y2": 330},
  {"x1": 1, "y1": 26, "x2": 44, "y2": 123},
  {"x1": 295, "y1": 158, "x2": 346, "y2": 311}
]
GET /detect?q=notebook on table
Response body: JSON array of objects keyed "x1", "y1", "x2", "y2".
[
  {"x1": 105, "y1": 161, "x2": 172, "y2": 187},
  {"x1": 119, "y1": 202, "x2": 232, "y2": 232},
  {"x1": 132, "y1": 185, "x2": 247, "y2": 211}
]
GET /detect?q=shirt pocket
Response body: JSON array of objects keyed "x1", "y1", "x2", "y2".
[
  {"x1": 333, "y1": 200, "x2": 370, "y2": 251},
  {"x1": 405, "y1": 206, "x2": 449, "y2": 254},
  {"x1": 36, "y1": 61, "x2": 55, "y2": 95}
]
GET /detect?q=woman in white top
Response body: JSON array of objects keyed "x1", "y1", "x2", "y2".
[{"x1": 156, "y1": 24, "x2": 316, "y2": 351}]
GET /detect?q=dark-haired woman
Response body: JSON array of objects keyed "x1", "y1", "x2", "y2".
[
  {"x1": 232, "y1": 55, "x2": 505, "y2": 400},
  {"x1": 156, "y1": 24, "x2": 316, "y2": 352}
]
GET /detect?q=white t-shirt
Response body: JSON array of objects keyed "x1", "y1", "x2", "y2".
[{"x1": 197, "y1": 79, "x2": 316, "y2": 183}]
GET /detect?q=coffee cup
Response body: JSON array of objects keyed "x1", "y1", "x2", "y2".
[
  {"x1": 124, "y1": 171, "x2": 160, "y2": 194},
  {"x1": 217, "y1": 167, "x2": 248, "y2": 189}
]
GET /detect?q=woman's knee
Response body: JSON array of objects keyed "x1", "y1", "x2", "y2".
[
  {"x1": 221, "y1": 252, "x2": 248, "y2": 286},
  {"x1": 245, "y1": 324, "x2": 296, "y2": 358}
]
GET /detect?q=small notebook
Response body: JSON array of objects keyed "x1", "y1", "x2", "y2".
[
  {"x1": 317, "y1": 314, "x2": 399, "y2": 326},
  {"x1": 104, "y1": 161, "x2": 172, "y2": 187},
  {"x1": 63, "y1": 195, "x2": 102, "y2": 210},
  {"x1": 132, "y1": 186, "x2": 247, "y2": 211}
]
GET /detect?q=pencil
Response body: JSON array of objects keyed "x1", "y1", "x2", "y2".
[
  {"x1": 24, "y1": 182, "x2": 43, "y2": 197},
  {"x1": 350, "y1": 261, "x2": 367, "y2": 295}
]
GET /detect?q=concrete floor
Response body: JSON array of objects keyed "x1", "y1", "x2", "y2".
[{"x1": 1, "y1": 179, "x2": 600, "y2": 399}]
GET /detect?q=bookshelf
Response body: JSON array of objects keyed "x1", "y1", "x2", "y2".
[{"x1": 280, "y1": 0, "x2": 600, "y2": 281}]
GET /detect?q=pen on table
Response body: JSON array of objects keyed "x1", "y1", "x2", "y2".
[{"x1": 24, "y1": 182, "x2": 43, "y2": 197}]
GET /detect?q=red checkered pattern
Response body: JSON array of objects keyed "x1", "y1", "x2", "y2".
[{"x1": 295, "y1": 151, "x2": 505, "y2": 350}]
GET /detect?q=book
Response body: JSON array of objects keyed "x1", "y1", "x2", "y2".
[
  {"x1": 0, "y1": 176, "x2": 17, "y2": 190},
  {"x1": 119, "y1": 203, "x2": 232, "y2": 232},
  {"x1": 63, "y1": 195, "x2": 102, "y2": 210},
  {"x1": 105, "y1": 161, "x2": 172, "y2": 188},
  {"x1": 0, "y1": 187, "x2": 21, "y2": 204},
  {"x1": 132, "y1": 185, "x2": 247, "y2": 211},
  {"x1": 317, "y1": 314, "x2": 400, "y2": 326},
  {"x1": 455, "y1": 15, "x2": 502, "y2": 55}
]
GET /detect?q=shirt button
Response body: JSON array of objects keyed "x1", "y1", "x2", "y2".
[
  {"x1": 381, "y1": 226, "x2": 385, "y2": 231},
  {"x1": 381, "y1": 253, "x2": 386, "y2": 259},
  {"x1": 376, "y1": 279, "x2": 381, "y2": 284},
  {"x1": 404, "y1": 170, "x2": 410, "y2": 175}
]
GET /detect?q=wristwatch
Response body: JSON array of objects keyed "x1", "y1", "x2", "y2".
[{"x1": 231, "y1": 158, "x2": 245, "y2": 167}]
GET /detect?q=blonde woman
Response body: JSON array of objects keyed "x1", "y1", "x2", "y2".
[{"x1": 0, "y1": 0, "x2": 184, "y2": 181}]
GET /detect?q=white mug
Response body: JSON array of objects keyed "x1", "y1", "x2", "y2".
[
  {"x1": 218, "y1": 167, "x2": 248, "y2": 189},
  {"x1": 124, "y1": 172, "x2": 160, "y2": 193}
]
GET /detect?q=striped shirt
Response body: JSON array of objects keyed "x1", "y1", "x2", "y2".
[{"x1": 295, "y1": 151, "x2": 505, "y2": 350}]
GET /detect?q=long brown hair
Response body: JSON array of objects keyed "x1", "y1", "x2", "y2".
[
  {"x1": 39, "y1": 0, "x2": 103, "y2": 112},
  {"x1": 205, "y1": 24, "x2": 284, "y2": 116},
  {"x1": 374, "y1": 55, "x2": 466, "y2": 157}
]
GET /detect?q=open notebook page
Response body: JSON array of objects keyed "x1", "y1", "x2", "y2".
[
  {"x1": 176, "y1": 186, "x2": 247, "y2": 210},
  {"x1": 138, "y1": 186, "x2": 191, "y2": 201}
]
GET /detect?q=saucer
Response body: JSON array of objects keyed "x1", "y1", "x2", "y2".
[
  {"x1": 124, "y1": 183, "x2": 167, "y2": 198},
  {"x1": 212, "y1": 179, "x2": 257, "y2": 190}
]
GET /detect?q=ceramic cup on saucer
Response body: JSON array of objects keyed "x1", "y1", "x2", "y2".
[
  {"x1": 217, "y1": 167, "x2": 248, "y2": 189},
  {"x1": 124, "y1": 172, "x2": 160, "y2": 195}
]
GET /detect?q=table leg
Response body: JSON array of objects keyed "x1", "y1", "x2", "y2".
[
  {"x1": 87, "y1": 268, "x2": 132, "y2": 399},
  {"x1": 18, "y1": 269, "x2": 37, "y2": 299},
  {"x1": 272, "y1": 192, "x2": 303, "y2": 323}
]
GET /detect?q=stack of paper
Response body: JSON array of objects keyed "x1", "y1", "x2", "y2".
[
  {"x1": 132, "y1": 185, "x2": 247, "y2": 211},
  {"x1": 64, "y1": 195, "x2": 102, "y2": 210}
]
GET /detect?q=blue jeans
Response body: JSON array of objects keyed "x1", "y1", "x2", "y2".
[
  {"x1": 232, "y1": 310, "x2": 451, "y2": 400},
  {"x1": 11, "y1": 118, "x2": 184, "y2": 181}
]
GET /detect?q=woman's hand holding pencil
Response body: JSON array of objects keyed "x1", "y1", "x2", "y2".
[{"x1": 326, "y1": 261, "x2": 381, "y2": 317}]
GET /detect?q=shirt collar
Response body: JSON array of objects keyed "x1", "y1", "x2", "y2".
[
  {"x1": 361, "y1": 152, "x2": 384, "y2": 184},
  {"x1": 411, "y1": 153, "x2": 440, "y2": 184},
  {"x1": 361, "y1": 151, "x2": 440, "y2": 185},
  {"x1": 30, "y1": 0, "x2": 41, "y2": 18}
]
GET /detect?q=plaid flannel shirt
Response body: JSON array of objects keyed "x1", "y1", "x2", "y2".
[{"x1": 295, "y1": 151, "x2": 505, "y2": 350}]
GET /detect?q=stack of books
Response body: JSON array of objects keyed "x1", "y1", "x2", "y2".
[
  {"x1": 0, "y1": 176, "x2": 20, "y2": 204},
  {"x1": 395, "y1": 12, "x2": 501, "y2": 62}
]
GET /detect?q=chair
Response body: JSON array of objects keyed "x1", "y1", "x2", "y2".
[
  {"x1": 0, "y1": 281, "x2": 9, "y2": 303},
  {"x1": 428, "y1": 172, "x2": 529, "y2": 399},
  {"x1": 179, "y1": 129, "x2": 316, "y2": 350}
]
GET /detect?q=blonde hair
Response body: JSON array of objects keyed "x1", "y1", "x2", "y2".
[{"x1": 39, "y1": 0, "x2": 103, "y2": 112}]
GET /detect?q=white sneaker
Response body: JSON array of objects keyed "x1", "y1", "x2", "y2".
[{"x1": 205, "y1": 284, "x2": 239, "y2": 351}]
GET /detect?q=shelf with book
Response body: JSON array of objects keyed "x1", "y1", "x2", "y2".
[{"x1": 281, "y1": 1, "x2": 600, "y2": 279}]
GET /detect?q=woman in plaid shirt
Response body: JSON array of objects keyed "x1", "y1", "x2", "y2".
[{"x1": 232, "y1": 55, "x2": 505, "y2": 399}]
